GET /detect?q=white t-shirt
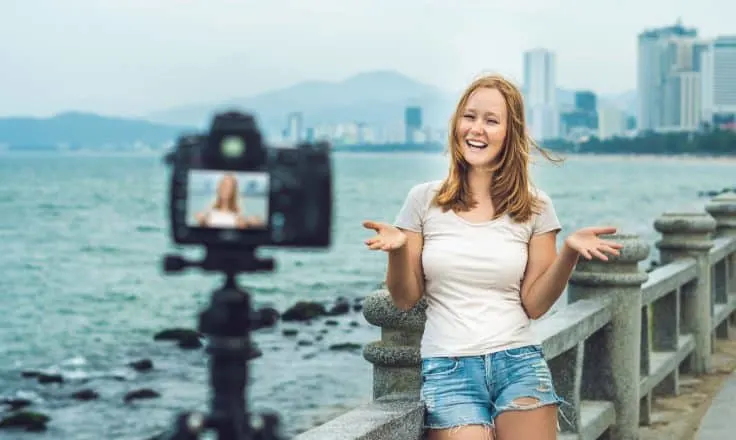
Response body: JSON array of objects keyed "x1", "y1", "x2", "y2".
[
  {"x1": 393, "y1": 180, "x2": 562, "y2": 358},
  {"x1": 206, "y1": 209, "x2": 239, "y2": 228}
]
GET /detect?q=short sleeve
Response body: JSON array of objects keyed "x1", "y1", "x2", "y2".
[
  {"x1": 393, "y1": 183, "x2": 428, "y2": 233},
  {"x1": 532, "y1": 190, "x2": 562, "y2": 236}
]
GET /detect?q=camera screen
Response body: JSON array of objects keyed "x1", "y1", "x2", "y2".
[{"x1": 186, "y1": 170, "x2": 269, "y2": 230}]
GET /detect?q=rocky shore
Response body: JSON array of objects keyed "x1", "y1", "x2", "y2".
[{"x1": 0, "y1": 295, "x2": 367, "y2": 437}]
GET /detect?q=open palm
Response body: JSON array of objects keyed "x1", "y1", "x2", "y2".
[
  {"x1": 565, "y1": 226, "x2": 623, "y2": 261},
  {"x1": 362, "y1": 220, "x2": 407, "y2": 251}
]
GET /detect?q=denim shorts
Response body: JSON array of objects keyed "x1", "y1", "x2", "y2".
[{"x1": 420, "y1": 344, "x2": 565, "y2": 430}]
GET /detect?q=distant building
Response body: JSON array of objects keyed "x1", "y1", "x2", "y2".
[
  {"x1": 700, "y1": 36, "x2": 736, "y2": 129},
  {"x1": 404, "y1": 106, "x2": 422, "y2": 144},
  {"x1": 286, "y1": 112, "x2": 304, "y2": 143},
  {"x1": 575, "y1": 91, "x2": 597, "y2": 113},
  {"x1": 598, "y1": 106, "x2": 627, "y2": 140},
  {"x1": 524, "y1": 48, "x2": 559, "y2": 141},
  {"x1": 637, "y1": 20, "x2": 703, "y2": 133}
]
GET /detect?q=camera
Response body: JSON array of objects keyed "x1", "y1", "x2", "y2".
[
  {"x1": 166, "y1": 110, "x2": 332, "y2": 249},
  {"x1": 158, "y1": 110, "x2": 333, "y2": 440}
]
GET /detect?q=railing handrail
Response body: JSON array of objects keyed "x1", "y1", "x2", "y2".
[{"x1": 295, "y1": 192, "x2": 736, "y2": 440}]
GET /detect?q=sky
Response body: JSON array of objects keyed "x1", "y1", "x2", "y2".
[{"x1": 0, "y1": 0, "x2": 734, "y2": 118}]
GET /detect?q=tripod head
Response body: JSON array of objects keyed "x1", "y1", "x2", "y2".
[{"x1": 158, "y1": 246, "x2": 285, "y2": 440}]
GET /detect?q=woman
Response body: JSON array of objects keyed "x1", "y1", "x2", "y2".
[
  {"x1": 195, "y1": 173, "x2": 263, "y2": 229},
  {"x1": 362, "y1": 74, "x2": 622, "y2": 440}
]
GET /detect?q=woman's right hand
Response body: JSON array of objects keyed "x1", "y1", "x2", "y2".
[{"x1": 362, "y1": 220, "x2": 407, "y2": 251}]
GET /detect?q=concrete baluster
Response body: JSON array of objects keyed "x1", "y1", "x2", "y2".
[
  {"x1": 567, "y1": 234, "x2": 650, "y2": 440},
  {"x1": 362, "y1": 290, "x2": 426, "y2": 400},
  {"x1": 654, "y1": 213, "x2": 716, "y2": 374}
]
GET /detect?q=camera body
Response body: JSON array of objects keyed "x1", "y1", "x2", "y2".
[{"x1": 166, "y1": 111, "x2": 332, "y2": 249}]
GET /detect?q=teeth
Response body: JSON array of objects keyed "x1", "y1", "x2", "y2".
[{"x1": 466, "y1": 140, "x2": 487, "y2": 148}]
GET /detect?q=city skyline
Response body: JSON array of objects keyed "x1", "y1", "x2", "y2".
[{"x1": 1, "y1": 1, "x2": 734, "y2": 118}]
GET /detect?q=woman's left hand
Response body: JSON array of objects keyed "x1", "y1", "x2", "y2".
[{"x1": 565, "y1": 226, "x2": 623, "y2": 261}]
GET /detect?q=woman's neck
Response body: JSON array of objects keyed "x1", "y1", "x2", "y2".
[{"x1": 467, "y1": 167, "x2": 493, "y2": 201}]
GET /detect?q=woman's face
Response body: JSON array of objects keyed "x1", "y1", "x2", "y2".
[{"x1": 454, "y1": 87, "x2": 508, "y2": 169}]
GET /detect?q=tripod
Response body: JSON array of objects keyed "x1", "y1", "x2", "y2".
[{"x1": 159, "y1": 246, "x2": 284, "y2": 440}]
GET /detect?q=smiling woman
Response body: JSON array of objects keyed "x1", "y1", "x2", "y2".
[{"x1": 362, "y1": 73, "x2": 623, "y2": 440}]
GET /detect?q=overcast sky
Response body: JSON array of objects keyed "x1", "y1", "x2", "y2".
[{"x1": 0, "y1": 0, "x2": 733, "y2": 118}]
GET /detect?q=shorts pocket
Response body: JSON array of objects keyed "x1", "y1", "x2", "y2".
[
  {"x1": 503, "y1": 345, "x2": 543, "y2": 360},
  {"x1": 421, "y1": 357, "x2": 460, "y2": 379}
]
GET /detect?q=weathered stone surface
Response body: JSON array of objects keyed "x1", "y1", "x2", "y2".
[{"x1": 705, "y1": 193, "x2": 736, "y2": 237}]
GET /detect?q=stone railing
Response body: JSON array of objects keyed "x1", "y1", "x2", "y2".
[{"x1": 294, "y1": 192, "x2": 736, "y2": 440}]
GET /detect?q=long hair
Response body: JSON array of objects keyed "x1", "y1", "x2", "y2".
[
  {"x1": 211, "y1": 173, "x2": 242, "y2": 214},
  {"x1": 432, "y1": 74, "x2": 563, "y2": 223}
]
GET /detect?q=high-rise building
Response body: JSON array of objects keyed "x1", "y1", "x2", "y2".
[
  {"x1": 286, "y1": 112, "x2": 303, "y2": 143},
  {"x1": 701, "y1": 36, "x2": 736, "y2": 128},
  {"x1": 404, "y1": 106, "x2": 422, "y2": 144},
  {"x1": 598, "y1": 106, "x2": 627, "y2": 140},
  {"x1": 637, "y1": 21, "x2": 707, "y2": 133},
  {"x1": 575, "y1": 91, "x2": 597, "y2": 113},
  {"x1": 523, "y1": 48, "x2": 559, "y2": 141}
]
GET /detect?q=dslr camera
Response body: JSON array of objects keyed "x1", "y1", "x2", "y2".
[{"x1": 166, "y1": 110, "x2": 332, "y2": 250}]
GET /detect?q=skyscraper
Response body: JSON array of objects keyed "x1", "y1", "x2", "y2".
[
  {"x1": 700, "y1": 36, "x2": 736, "y2": 128},
  {"x1": 404, "y1": 106, "x2": 422, "y2": 144},
  {"x1": 523, "y1": 48, "x2": 559, "y2": 141},
  {"x1": 637, "y1": 20, "x2": 699, "y2": 132}
]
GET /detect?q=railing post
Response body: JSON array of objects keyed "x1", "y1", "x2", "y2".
[
  {"x1": 654, "y1": 213, "x2": 717, "y2": 374},
  {"x1": 362, "y1": 289, "x2": 426, "y2": 400},
  {"x1": 705, "y1": 192, "x2": 736, "y2": 238},
  {"x1": 705, "y1": 192, "x2": 736, "y2": 329},
  {"x1": 567, "y1": 234, "x2": 650, "y2": 440}
]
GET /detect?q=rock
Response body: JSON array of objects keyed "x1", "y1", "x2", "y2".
[
  {"x1": 254, "y1": 307, "x2": 280, "y2": 330},
  {"x1": 349, "y1": 321, "x2": 359, "y2": 327},
  {"x1": 282, "y1": 329, "x2": 298, "y2": 337},
  {"x1": 124, "y1": 388, "x2": 161, "y2": 403},
  {"x1": 326, "y1": 298, "x2": 350, "y2": 316},
  {"x1": 328, "y1": 343, "x2": 362, "y2": 352},
  {"x1": 153, "y1": 328, "x2": 202, "y2": 342},
  {"x1": 71, "y1": 389, "x2": 99, "y2": 401},
  {"x1": 177, "y1": 334, "x2": 202, "y2": 350},
  {"x1": 325, "y1": 319, "x2": 339, "y2": 326},
  {"x1": 0, "y1": 398, "x2": 32, "y2": 411},
  {"x1": 20, "y1": 371, "x2": 40, "y2": 378},
  {"x1": 282, "y1": 301, "x2": 327, "y2": 322},
  {"x1": 37, "y1": 373, "x2": 63, "y2": 385},
  {"x1": 297, "y1": 340, "x2": 313, "y2": 347},
  {"x1": 0, "y1": 410, "x2": 50, "y2": 432},
  {"x1": 128, "y1": 359, "x2": 153, "y2": 372},
  {"x1": 353, "y1": 304, "x2": 363, "y2": 312}
]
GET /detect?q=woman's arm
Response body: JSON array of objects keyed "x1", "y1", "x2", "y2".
[
  {"x1": 385, "y1": 230, "x2": 425, "y2": 311},
  {"x1": 520, "y1": 227, "x2": 622, "y2": 319}
]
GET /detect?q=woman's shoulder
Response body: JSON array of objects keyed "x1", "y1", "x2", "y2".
[
  {"x1": 403, "y1": 179, "x2": 443, "y2": 207},
  {"x1": 529, "y1": 186, "x2": 553, "y2": 205},
  {"x1": 407, "y1": 179, "x2": 443, "y2": 198}
]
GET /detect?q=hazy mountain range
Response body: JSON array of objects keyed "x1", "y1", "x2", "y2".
[{"x1": 0, "y1": 70, "x2": 637, "y2": 149}]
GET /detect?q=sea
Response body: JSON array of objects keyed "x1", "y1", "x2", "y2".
[{"x1": 0, "y1": 150, "x2": 734, "y2": 440}]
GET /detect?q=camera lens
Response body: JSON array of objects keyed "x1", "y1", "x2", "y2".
[{"x1": 221, "y1": 136, "x2": 245, "y2": 158}]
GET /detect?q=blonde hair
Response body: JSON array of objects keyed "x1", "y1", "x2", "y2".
[
  {"x1": 432, "y1": 74, "x2": 562, "y2": 223},
  {"x1": 211, "y1": 173, "x2": 242, "y2": 213}
]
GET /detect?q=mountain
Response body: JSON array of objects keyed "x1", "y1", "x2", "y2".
[
  {"x1": 147, "y1": 71, "x2": 637, "y2": 136},
  {"x1": 146, "y1": 70, "x2": 458, "y2": 134},
  {"x1": 0, "y1": 112, "x2": 193, "y2": 149},
  {"x1": 0, "y1": 72, "x2": 638, "y2": 150}
]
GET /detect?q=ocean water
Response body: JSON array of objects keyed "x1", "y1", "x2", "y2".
[{"x1": 0, "y1": 151, "x2": 734, "y2": 439}]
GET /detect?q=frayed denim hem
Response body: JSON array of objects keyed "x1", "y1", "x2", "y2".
[{"x1": 424, "y1": 422, "x2": 494, "y2": 439}]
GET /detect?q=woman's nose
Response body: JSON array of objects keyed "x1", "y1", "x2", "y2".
[{"x1": 470, "y1": 121, "x2": 484, "y2": 134}]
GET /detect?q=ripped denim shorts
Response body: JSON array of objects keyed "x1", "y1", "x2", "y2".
[{"x1": 420, "y1": 344, "x2": 565, "y2": 430}]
